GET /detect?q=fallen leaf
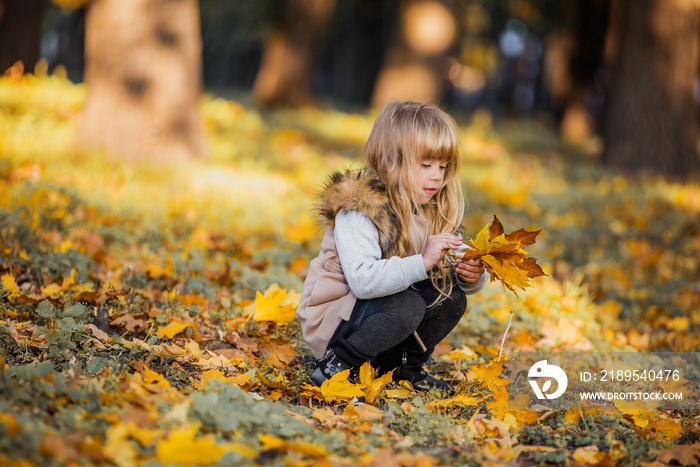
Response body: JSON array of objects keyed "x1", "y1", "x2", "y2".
[
  {"x1": 252, "y1": 284, "x2": 298, "y2": 323},
  {"x1": 259, "y1": 433, "x2": 330, "y2": 459},
  {"x1": 572, "y1": 446, "x2": 606, "y2": 464},
  {"x1": 642, "y1": 419, "x2": 685, "y2": 441},
  {"x1": 426, "y1": 394, "x2": 482, "y2": 411},
  {"x1": 144, "y1": 367, "x2": 171, "y2": 388},
  {"x1": 155, "y1": 320, "x2": 194, "y2": 339},
  {"x1": 155, "y1": 425, "x2": 229, "y2": 466},
  {"x1": 0, "y1": 413, "x2": 21, "y2": 436},
  {"x1": 358, "y1": 361, "x2": 393, "y2": 404},
  {"x1": 656, "y1": 443, "x2": 700, "y2": 466},
  {"x1": 1, "y1": 274, "x2": 20, "y2": 298},
  {"x1": 467, "y1": 361, "x2": 508, "y2": 390}
]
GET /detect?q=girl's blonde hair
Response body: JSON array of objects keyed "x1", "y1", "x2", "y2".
[{"x1": 363, "y1": 101, "x2": 465, "y2": 302}]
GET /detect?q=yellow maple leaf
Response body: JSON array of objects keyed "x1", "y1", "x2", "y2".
[
  {"x1": 643, "y1": 419, "x2": 685, "y2": 441},
  {"x1": 41, "y1": 283, "x2": 63, "y2": 296},
  {"x1": 184, "y1": 339, "x2": 204, "y2": 358},
  {"x1": 252, "y1": 284, "x2": 299, "y2": 323},
  {"x1": 259, "y1": 433, "x2": 330, "y2": 459},
  {"x1": 485, "y1": 386, "x2": 510, "y2": 420},
  {"x1": 155, "y1": 342, "x2": 187, "y2": 358},
  {"x1": 155, "y1": 425, "x2": 228, "y2": 466},
  {"x1": 146, "y1": 262, "x2": 173, "y2": 279},
  {"x1": 573, "y1": 446, "x2": 606, "y2": 464},
  {"x1": 666, "y1": 316, "x2": 690, "y2": 332},
  {"x1": 467, "y1": 361, "x2": 508, "y2": 390},
  {"x1": 155, "y1": 320, "x2": 193, "y2": 339},
  {"x1": 426, "y1": 394, "x2": 483, "y2": 411},
  {"x1": 303, "y1": 362, "x2": 393, "y2": 404},
  {"x1": 1, "y1": 274, "x2": 20, "y2": 299},
  {"x1": 564, "y1": 407, "x2": 582, "y2": 426},
  {"x1": 614, "y1": 398, "x2": 658, "y2": 427},
  {"x1": 126, "y1": 425, "x2": 164, "y2": 448},
  {"x1": 343, "y1": 403, "x2": 384, "y2": 421},
  {"x1": 0, "y1": 413, "x2": 21, "y2": 436},
  {"x1": 62, "y1": 268, "x2": 77, "y2": 290},
  {"x1": 144, "y1": 366, "x2": 170, "y2": 388},
  {"x1": 457, "y1": 215, "x2": 545, "y2": 296},
  {"x1": 441, "y1": 346, "x2": 476, "y2": 360},
  {"x1": 483, "y1": 254, "x2": 530, "y2": 290},
  {"x1": 40, "y1": 268, "x2": 78, "y2": 297},
  {"x1": 358, "y1": 362, "x2": 393, "y2": 404},
  {"x1": 104, "y1": 423, "x2": 139, "y2": 467},
  {"x1": 319, "y1": 369, "x2": 365, "y2": 402}
]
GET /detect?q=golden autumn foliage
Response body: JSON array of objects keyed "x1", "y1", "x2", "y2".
[
  {"x1": 456, "y1": 215, "x2": 545, "y2": 295},
  {"x1": 0, "y1": 73, "x2": 699, "y2": 466}
]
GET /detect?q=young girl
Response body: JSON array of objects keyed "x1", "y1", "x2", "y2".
[{"x1": 296, "y1": 101, "x2": 488, "y2": 391}]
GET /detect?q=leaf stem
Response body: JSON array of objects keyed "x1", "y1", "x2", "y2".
[{"x1": 496, "y1": 310, "x2": 514, "y2": 362}]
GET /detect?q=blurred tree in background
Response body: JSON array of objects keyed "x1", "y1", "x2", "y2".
[
  {"x1": 0, "y1": 0, "x2": 46, "y2": 73},
  {"x1": 1, "y1": 0, "x2": 698, "y2": 175},
  {"x1": 543, "y1": 0, "x2": 610, "y2": 146},
  {"x1": 76, "y1": 0, "x2": 205, "y2": 162},
  {"x1": 602, "y1": 0, "x2": 699, "y2": 176},
  {"x1": 252, "y1": 0, "x2": 336, "y2": 107},
  {"x1": 370, "y1": 0, "x2": 459, "y2": 107}
]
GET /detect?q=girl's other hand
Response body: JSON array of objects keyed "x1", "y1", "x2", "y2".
[
  {"x1": 423, "y1": 233, "x2": 463, "y2": 271},
  {"x1": 455, "y1": 259, "x2": 484, "y2": 284}
]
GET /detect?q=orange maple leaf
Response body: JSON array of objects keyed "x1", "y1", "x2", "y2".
[{"x1": 456, "y1": 215, "x2": 546, "y2": 296}]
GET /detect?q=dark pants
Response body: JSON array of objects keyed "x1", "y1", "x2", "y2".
[{"x1": 329, "y1": 279, "x2": 467, "y2": 369}]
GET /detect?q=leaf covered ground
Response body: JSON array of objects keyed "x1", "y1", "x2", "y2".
[{"x1": 1, "y1": 70, "x2": 699, "y2": 466}]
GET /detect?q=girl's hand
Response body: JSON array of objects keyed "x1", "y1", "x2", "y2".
[
  {"x1": 423, "y1": 233, "x2": 463, "y2": 271},
  {"x1": 455, "y1": 259, "x2": 484, "y2": 284}
]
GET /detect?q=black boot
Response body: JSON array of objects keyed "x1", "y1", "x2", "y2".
[
  {"x1": 374, "y1": 349, "x2": 454, "y2": 393},
  {"x1": 394, "y1": 363, "x2": 454, "y2": 392},
  {"x1": 307, "y1": 348, "x2": 356, "y2": 387}
]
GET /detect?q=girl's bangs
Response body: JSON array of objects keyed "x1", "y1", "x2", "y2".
[{"x1": 418, "y1": 130, "x2": 459, "y2": 164}]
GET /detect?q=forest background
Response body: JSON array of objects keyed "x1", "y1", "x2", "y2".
[{"x1": 1, "y1": 0, "x2": 700, "y2": 466}]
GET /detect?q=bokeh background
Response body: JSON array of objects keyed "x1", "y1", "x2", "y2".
[
  {"x1": 3, "y1": 0, "x2": 700, "y2": 175},
  {"x1": 1, "y1": 3, "x2": 700, "y2": 465}
]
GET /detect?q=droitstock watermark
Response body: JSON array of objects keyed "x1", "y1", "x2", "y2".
[{"x1": 505, "y1": 352, "x2": 699, "y2": 410}]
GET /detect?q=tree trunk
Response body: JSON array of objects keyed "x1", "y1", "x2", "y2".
[
  {"x1": 371, "y1": 0, "x2": 458, "y2": 108},
  {"x1": 323, "y1": 0, "x2": 394, "y2": 105},
  {"x1": 76, "y1": 0, "x2": 205, "y2": 162},
  {"x1": 252, "y1": 0, "x2": 336, "y2": 107},
  {"x1": 602, "y1": 0, "x2": 699, "y2": 176},
  {"x1": 544, "y1": 0, "x2": 610, "y2": 145},
  {"x1": 0, "y1": 0, "x2": 46, "y2": 73}
]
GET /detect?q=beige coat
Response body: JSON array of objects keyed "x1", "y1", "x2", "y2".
[{"x1": 296, "y1": 228, "x2": 357, "y2": 358}]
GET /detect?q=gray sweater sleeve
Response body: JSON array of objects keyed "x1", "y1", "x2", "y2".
[{"x1": 334, "y1": 210, "x2": 428, "y2": 300}]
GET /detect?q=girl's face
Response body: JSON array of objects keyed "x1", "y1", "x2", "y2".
[{"x1": 416, "y1": 159, "x2": 447, "y2": 205}]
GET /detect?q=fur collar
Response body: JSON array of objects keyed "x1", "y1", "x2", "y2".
[{"x1": 317, "y1": 169, "x2": 400, "y2": 258}]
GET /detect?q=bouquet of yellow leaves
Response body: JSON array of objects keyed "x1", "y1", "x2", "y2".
[{"x1": 450, "y1": 215, "x2": 546, "y2": 296}]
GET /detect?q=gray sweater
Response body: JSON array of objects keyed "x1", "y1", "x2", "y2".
[{"x1": 334, "y1": 210, "x2": 488, "y2": 300}]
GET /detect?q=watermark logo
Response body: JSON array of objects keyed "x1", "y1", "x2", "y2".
[{"x1": 528, "y1": 360, "x2": 568, "y2": 399}]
